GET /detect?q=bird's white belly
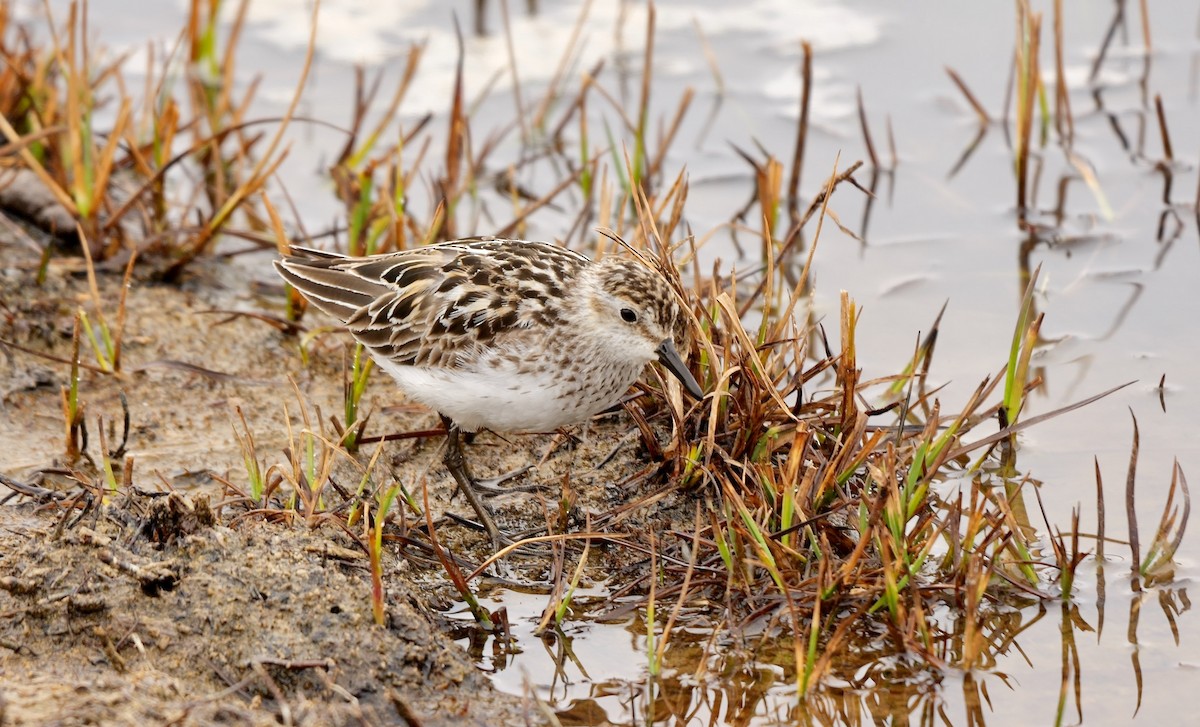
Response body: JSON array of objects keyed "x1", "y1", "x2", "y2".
[{"x1": 374, "y1": 355, "x2": 636, "y2": 433}]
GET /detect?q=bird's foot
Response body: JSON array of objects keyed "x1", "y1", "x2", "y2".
[
  {"x1": 444, "y1": 511, "x2": 550, "y2": 558},
  {"x1": 473, "y1": 465, "x2": 545, "y2": 496}
]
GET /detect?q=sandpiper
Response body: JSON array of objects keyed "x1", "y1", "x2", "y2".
[{"x1": 274, "y1": 236, "x2": 704, "y2": 549}]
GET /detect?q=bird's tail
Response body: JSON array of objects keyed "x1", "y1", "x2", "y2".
[{"x1": 273, "y1": 251, "x2": 388, "y2": 323}]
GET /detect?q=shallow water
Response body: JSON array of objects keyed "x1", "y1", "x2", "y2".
[{"x1": 35, "y1": 0, "x2": 1199, "y2": 724}]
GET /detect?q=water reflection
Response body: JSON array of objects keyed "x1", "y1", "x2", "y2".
[{"x1": 452, "y1": 567, "x2": 1189, "y2": 725}]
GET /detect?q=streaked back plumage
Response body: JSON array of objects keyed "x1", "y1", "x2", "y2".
[
  {"x1": 274, "y1": 236, "x2": 694, "y2": 433},
  {"x1": 276, "y1": 238, "x2": 593, "y2": 369}
]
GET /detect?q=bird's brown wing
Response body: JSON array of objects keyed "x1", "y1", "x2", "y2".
[{"x1": 274, "y1": 238, "x2": 589, "y2": 368}]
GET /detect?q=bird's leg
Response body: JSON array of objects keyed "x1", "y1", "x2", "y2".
[
  {"x1": 453, "y1": 428, "x2": 538, "y2": 495},
  {"x1": 440, "y1": 415, "x2": 504, "y2": 551}
]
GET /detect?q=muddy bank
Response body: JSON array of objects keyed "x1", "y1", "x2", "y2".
[
  {"x1": 0, "y1": 232, "x2": 693, "y2": 725},
  {"x1": 0, "y1": 242, "x2": 507, "y2": 724},
  {"x1": 0, "y1": 239, "x2": 538, "y2": 724},
  {"x1": 0, "y1": 499, "x2": 532, "y2": 725}
]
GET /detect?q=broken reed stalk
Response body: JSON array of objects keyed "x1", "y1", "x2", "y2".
[
  {"x1": 1052, "y1": 0, "x2": 1073, "y2": 144},
  {"x1": 1125, "y1": 412, "x2": 1141, "y2": 582},
  {"x1": 856, "y1": 87, "x2": 878, "y2": 170},
  {"x1": 634, "y1": 0, "x2": 655, "y2": 194},
  {"x1": 1094, "y1": 456, "x2": 1105, "y2": 562},
  {"x1": 1088, "y1": 2, "x2": 1126, "y2": 83},
  {"x1": 1014, "y1": 1, "x2": 1043, "y2": 223},
  {"x1": 61, "y1": 313, "x2": 85, "y2": 459},
  {"x1": 1153, "y1": 94, "x2": 1173, "y2": 162},
  {"x1": 886, "y1": 115, "x2": 897, "y2": 170},
  {"x1": 786, "y1": 41, "x2": 813, "y2": 235},
  {"x1": 648, "y1": 88, "x2": 694, "y2": 182},
  {"x1": 946, "y1": 67, "x2": 990, "y2": 124},
  {"x1": 1137, "y1": 0, "x2": 1152, "y2": 55}
]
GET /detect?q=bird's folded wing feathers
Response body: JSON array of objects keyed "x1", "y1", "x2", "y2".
[{"x1": 275, "y1": 240, "x2": 587, "y2": 368}]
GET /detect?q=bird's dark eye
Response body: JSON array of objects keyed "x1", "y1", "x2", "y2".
[{"x1": 620, "y1": 308, "x2": 638, "y2": 323}]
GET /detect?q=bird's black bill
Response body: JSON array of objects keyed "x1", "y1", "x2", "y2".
[{"x1": 656, "y1": 340, "x2": 704, "y2": 400}]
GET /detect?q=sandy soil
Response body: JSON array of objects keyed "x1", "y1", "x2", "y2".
[
  {"x1": 0, "y1": 503, "x2": 531, "y2": 726},
  {"x1": 0, "y1": 232, "x2": 695, "y2": 725}
]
